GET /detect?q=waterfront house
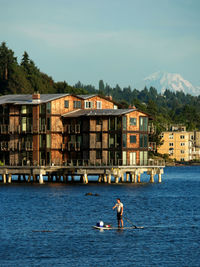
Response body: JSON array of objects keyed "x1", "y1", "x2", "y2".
[{"x1": 0, "y1": 93, "x2": 150, "y2": 166}]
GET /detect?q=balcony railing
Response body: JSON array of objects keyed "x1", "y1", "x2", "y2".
[
  {"x1": 0, "y1": 125, "x2": 9, "y2": 134},
  {"x1": 67, "y1": 142, "x2": 81, "y2": 151},
  {"x1": 0, "y1": 141, "x2": 9, "y2": 150},
  {"x1": 65, "y1": 124, "x2": 81, "y2": 134},
  {"x1": 63, "y1": 158, "x2": 165, "y2": 167}
]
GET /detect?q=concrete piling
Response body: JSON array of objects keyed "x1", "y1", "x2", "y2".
[
  {"x1": 8, "y1": 174, "x2": 12, "y2": 183},
  {"x1": 0, "y1": 165, "x2": 164, "y2": 184},
  {"x1": 108, "y1": 174, "x2": 111, "y2": 184}
]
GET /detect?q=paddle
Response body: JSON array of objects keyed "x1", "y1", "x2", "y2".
[{"x1": 123, "y1": 216, "x2": 138, "y2": 228}]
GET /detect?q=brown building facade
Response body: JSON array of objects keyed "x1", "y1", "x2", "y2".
[{"x1": 0, "y1": 93, "x2": 150, "y2": 166}]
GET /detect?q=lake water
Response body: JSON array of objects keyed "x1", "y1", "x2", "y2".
[{"x1": 0, "y1": 166, "x2": 200, "y2": 266}]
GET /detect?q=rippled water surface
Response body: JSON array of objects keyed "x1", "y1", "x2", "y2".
[{"x1": 0, "y1": 166, "x2": 200, "y2": 266}]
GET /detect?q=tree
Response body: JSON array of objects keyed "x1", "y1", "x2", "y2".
[
  {"x1": 0, "y1": 42, "x2": 17, "y2": 81},
  {"x1": 99, "y1": 80, "x2": 105, "y2": 91}
]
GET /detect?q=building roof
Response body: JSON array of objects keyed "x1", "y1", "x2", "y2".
[
  {"x1": 62, "y1": 109, "x2": 137, "y2": 118},
  {"x1": 76, "y1": 94, "x2": 97, "y2": 100},
  {"x1": 0, "y1": 94, "x2": 70, "y2": 105}
]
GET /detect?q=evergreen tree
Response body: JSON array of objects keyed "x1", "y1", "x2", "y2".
[{"x1": 99, "y1": 80, "x2": 105, "y2": 91}]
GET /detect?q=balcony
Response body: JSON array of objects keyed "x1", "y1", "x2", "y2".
[
  {"x1": 65, "y1": 124, "x2": 81, "y2": 134},
  {"x1": 0, "y1": 141, "x2": 9, "y2": 151},
  {"x1": 0, "y1": 125, "x2": 9, "y2": 134},
  {"x1": 67, "y1": 142, "x2": 80, "y2": 151},
  {"x1": 40, "y1": 125, "x2": 46, "y2": 133}
]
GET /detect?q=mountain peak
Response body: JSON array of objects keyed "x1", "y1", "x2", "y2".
[{"x1": 137, "y1": 71, "x2": 199, "y2": 96}]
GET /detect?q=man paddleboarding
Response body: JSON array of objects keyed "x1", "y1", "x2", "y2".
[{"x1": 113, "y1": 198, "x2": 124, "y2": 228}]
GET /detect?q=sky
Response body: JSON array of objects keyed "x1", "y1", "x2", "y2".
[{"x1": 0, "y1": 0, "x2": 200, "y2": 88}]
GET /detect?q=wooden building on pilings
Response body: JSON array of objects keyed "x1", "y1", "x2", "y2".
[{"x1": 0, "y1": 93, "x2": 164, "y2": 184}]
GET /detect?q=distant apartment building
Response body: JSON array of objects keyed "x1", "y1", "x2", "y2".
[
  {"x1": 0, "y1": 93, "x2": 151, "y2": 166},
  {"x1": 157, "y1": 127, "x2": 200, "y2": 161}
]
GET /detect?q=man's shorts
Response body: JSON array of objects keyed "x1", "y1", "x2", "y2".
[{"x1": 117, "y1": 213, "x2": 122, "y2": 220}]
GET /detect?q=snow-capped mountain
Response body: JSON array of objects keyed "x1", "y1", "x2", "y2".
[{"x1": 136, "y1": 71, "x2": 200, "y2": 96}]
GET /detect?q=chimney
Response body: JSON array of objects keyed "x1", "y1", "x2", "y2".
[
  {"x1": 107, "y1": 95, "x2": 112, "y2": 101},
  {"x1": 32, "y1": 92, "x2": 40, "y2": 100}
]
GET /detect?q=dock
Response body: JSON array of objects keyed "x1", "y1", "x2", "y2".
[{"x1": 0, "y1": 159, "x2": 164, "y2": 184}]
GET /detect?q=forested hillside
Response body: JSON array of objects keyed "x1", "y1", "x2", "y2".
[
  {"x1": 1, "y1": 42, "x2": 200, "y2": 138},
  {"x1": 0, "y1": 42, "x2": 87, "y2": 96}
]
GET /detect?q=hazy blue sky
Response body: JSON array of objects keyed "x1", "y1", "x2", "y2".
[{"x1": 1, "y1": 0, "x2": 200, "y2": 88}]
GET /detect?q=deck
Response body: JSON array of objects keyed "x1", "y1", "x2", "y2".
[{"x1": 0, "y1": 159, "x2": 165, "y2": 184}]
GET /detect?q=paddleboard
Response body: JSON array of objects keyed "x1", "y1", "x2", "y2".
[{"x1": 93, "y1": 226, "x2": 144, "y2": 230}]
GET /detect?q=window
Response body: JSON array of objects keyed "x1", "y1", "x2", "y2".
[
  {"x1": 169, "y1": 143, "x2": 173, "y2": 146},
  {"x1": 122, "y1": 116, "x2": 127, "y2": 130},
  {"x1": 84, "y1": 101, "x2": 93, "y2": 109},
  {"x1": 21, "y1": 117, "x2": 27, "y2": 132},
  {"x1": 169, "y1": 133, "x2": 173, "y2": 139},
  {"x1": 130, "y1": 135, "x2": 136, "y2": 143},
  {"x1": 73, "y1": 101, "x2": 81, "y2": 109},
  {"x1": 130, "y1": 118, "x2": 137, "y2": 126},
  {"x1": 109, "y1": 117, "x2": 115, "y2": 130},
  {"x1": 46, "y1": 102, "x2": 51, "y2": 114},
  {"x1": 140, "y1": 151, "x2": 148, "y2": 165},
  {"x1": 180, "y1": 135, "x2": 185, "y2": 139},
  {"x1": 96, "y1": 118, "x2": 102, "y2": 125},
  {"x1": 181, "y1": 150, "x2": 185, "y2": 154},
  {"x1": 181, "y1": 143, "x2": 185, "y2": 146},
  {"x1": 96, "y1": 150, "x2": 102, "y2": 159},
  {"x1": 109, "y1": 134, "x2": 115, "y2": 148},
  {"x1": 139, "y1": 117, "x2": 148, "y2": 131},
  {"x1": 40, "y1": 104, "x2": 46, "y2": 114},
  {"x1": 96, "y1": 101, "x2": 102, "y2": 109},
  {"x1": 21, "y1": 106, "x2": 27, "y2": 114},
  {"x1": 64, "y1": 100, "x2": 69, "y2": 108},
  {"x1": 47, "y1": 117, "x2": 51, "y2": 130},
  {"x1": 96, "y1": 133, "x2": 102, "y2": 142},
  {"x1": 180, "y1": 158, "x2": 185, "y2": 161},
  {"x1": 46, "y1": 135, "x2": 51, "y2": 148},
  {"x1": 123, "y1": 134, "x2": 127, "y2": 148},
  {"x1": 140, "y1": 134, "x2": 148, "y2": 148}
]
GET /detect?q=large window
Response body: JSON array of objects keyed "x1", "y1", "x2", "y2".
[
  {"x1": 139, "y1": 134, "x2": 148, "y2": 148},
  {"x1": 47, "y1": 117, "x2": 51, "y2": 130},
  {"x1": 84, "y1": 101, "x2": 93, "y2": 109},
  {"x1": 40, "y1": 104, "x2": 46, "y2": 114},
  {"x1": 21, "y1": 117, "x2": 27, "y2": 132},
  {"x1": 21, "y1": 105, "x2": 27, "y2": 114},
  {"x1": 46, "y1": 102, "x2": 51, "y2": 114},
  {"x1": 130, "y1": 135, "x2": 136, "y2": 143},
  {"x1": 96, "y1": 150, "x2": 102, "y2": 159},
  {"x1": 139, "y1": 117, "x2": 148, "y2": 131},
  {"x1": 96, "y1": 101, "x2": 102, "y2": 109},
  {"x1": 73, "y1": 101, "x2": 81, "y2": 109},
  {"x1": 122, "y1": 116, "x2": 127, "y2": 130},
  {"x1": 64, "y1": 100, "x2": 69, "y2": 108},
  {"x1": 130, "y1": 118, "x2": 137, "y2": 126},
  {"x1": 123, "y1": 134, "x2": 127, "y2": 148},
  {"x1": 96, "y1": 133, "x2": 102, "y2": 142},
  {"x1": 140, "y1": 151, "x2": 148, "y2": 165},
  {"x1": 109, "y1": 134, "x2": 115, "y2": 148},
  {"x1": 46, "y1": 135, "x2": 51, "y2": 148},
  {"x1": 109, "y1": 117, "x2": 115, "y2": 130}
]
